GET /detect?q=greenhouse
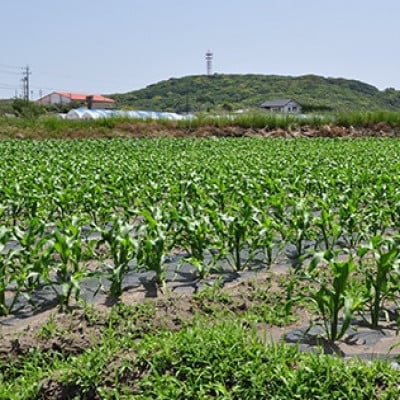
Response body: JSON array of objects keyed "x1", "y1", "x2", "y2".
[{"x1": 65, "y1": 108, "x2": 190, "y2": 121}]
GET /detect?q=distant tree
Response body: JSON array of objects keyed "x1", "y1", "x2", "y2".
[
  {"x1": 12, "y1": 99, "x2": 46, "y2": 118},
  {"x1": 0, "y1": 100, "x2": 14, "y2": 116},
  {"x1": 222, "y1": 103, "x2": 234, "y2": 112}
]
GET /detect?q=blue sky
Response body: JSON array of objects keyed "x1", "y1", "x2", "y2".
[{"x1": 1, "y1": 0, "x2": 399, "y2": 99}]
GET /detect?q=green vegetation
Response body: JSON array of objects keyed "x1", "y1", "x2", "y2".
[
  {"x1": 0, "y1": 98, "x2": 84, "y2": 118},
  {"x1": 0, "y1": 99, "x2": 14, "y2": 115},
  {"x1": 1, "y1": 137, "x2": 400, "y2": 397},
  {"x1": 131, "y1": 320, "x2": 399, "y2": 399},
  {"x1": 306, "y1": 251, "x2": 362, "y2": 341},
  {"x1": 1, "y1": 300, "x2": 400, "y2": 399},
  {"x1": 0, "y1": 138, "x2": 399, "y2": 323},
  {"x1": 10, "y1": 98, "x2": 46, "y2": 118},
  {"x1": 110, "y1": 73, "x2": 400, "y2": 112},
  {"x1": 2, "y1": 109, "x2": 400, "y2": 140}
]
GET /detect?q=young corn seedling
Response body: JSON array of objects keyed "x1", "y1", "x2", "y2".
[
  {"x1": 0, "y1": 226, "x2": 21, "y2": 315},
  {"x1": 313, "y1": 197, "x2": 342, "y2": 252},
  {"x1": 287, "y1": 198, "x2": 314, "y2": 259},
  {"x1": 306, "y1": 250, "x2": 364, "y2": 342},
  {"x1": 252, "y1": 205, "x2": 278, "y2": 267},
  {"x1": 13, "y1": 217, "x2": 49, "y2": 291},
  {"x1": 338, "y1": 195, "x2": 366, "y2": 249},
  {"x1": 3, "y1": 184, "x2": 24, "y2": 227},
  {"x1": 217, "y1": 194, "x2": 257, "y2": 272},
  {"x1": 0, "y1": 212, "x2": 52, "y2": 313},
  {"x1": 268, "y1": 192, "x2": 289, "y2": 243},
  {"x1": 172, "y1": 203, "x2": 216, "y2": 279},
  {"x1": 366, "y1": 182, "x2": 393, "y2": 237},
  {"x1": 97, "y1": 218, "x2": 137, "y2": 297},
  {"x1": 357, "y1": 235, "x2": 400, "y2": 327},
  {"x1": 47, "y1": 216, "x2": 86, "y2": 309},
  {"x1": 137, "y1": 206, "x2": 170, "y2": 288}
]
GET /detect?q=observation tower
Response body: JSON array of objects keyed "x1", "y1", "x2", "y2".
[{"x1": 205, "y1": 50, "x2": 213, "y2": 75}]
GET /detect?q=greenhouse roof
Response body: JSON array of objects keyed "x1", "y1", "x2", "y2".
[{"x1": 66, "y1": 108, "x2": 191, "y2": 121}]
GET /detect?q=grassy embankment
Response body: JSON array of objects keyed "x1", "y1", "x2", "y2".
[{"x1": 1, "y1": 110, "x2": 400, "y2": 139}]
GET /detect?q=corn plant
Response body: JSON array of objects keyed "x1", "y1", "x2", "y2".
[
  {"x1": 3, "y1": 184, "x2": 25, "y2": 227},
  {"x1": 96, "y1": 218, "x2": 137, "y2": 297},
  {"x1": 287, "y1": 198, "x2": 315, "y2": 258},
  {"x1": 313, "y1": 197, "x2": 342, "y2": 251},
  {"x1": 305, "y1": 250, "x2": 364, "y2": 341},
  {"x1": 357, "y1": 236, "x2": 400, "y2": 327},
  {"x1": 13, "y1": 217, "x2": 50, "y2": 291},
  {"x1": 172, "y1": 202, "x2": 217, "y2": 279},
  {"x1": 137, "y1": 207, "x2": 170, "y2": 288},
  {"x1": 0, "y1": 209, "x2": 54, "y2": 314},
  {"x1": 365, "y1": 181, "x2": 394, "y2": 237},
  {"x1": 252, "y1": 205, "x2": 278, "y2": 266},
  {"x1": 46, "y1": 216, "x2": 87, "y2": 309},
  {"x1": 212, "y1": 194, "x2": 258, "y2": 272},
  {"x1": 338, "y1": 194, "x2": 366, "y2": 249},
  {"x1": 268, "y1": 192, "x2": 289, "y2": 243},
  {"x1": 0, "y1": 226, "x2": 19, "y2": 315}
]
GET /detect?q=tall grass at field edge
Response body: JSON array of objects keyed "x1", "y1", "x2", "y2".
[{"x1": 1, "y1": 110, "x2": 400, "y2": 138}]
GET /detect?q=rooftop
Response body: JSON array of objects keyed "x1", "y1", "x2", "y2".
[
  {"x1": 260, "y1": 98, "x2": 298, "y2": 107},
  {"x1": 57, "y1": 92, "x2": 115, "y2": 103}
]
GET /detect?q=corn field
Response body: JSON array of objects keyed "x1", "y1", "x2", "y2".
[{"x1": 0, "y1": 138, "x2": 399, "y2": 340}]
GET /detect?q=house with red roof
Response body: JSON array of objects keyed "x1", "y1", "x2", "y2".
[{"x1": 36, "y1": 91, "x2": 115, "y2": 109}]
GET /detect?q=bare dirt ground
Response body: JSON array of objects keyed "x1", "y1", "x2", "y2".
[{"x1": 5, "y1": 121, "x2": 400, "y2": 140}]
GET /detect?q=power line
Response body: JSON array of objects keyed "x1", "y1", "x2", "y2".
[
  {"x1": 29, "y1": 84, "x2": 58, "y2": 91},
  {"x1": 0, "y1": 82, "x2": 16, "y2": 88},
  {"x1": 0, "y1": 63, "x2": 24, "y2": 98},
  {"x1": 0, "y1": 69, "x2": 20, "y2": 76},
  {"x1": 0, "y1": 63, "x2": 21, "y2": 70},
  {"x1": 2, "y1": 63, "x2": 128, "y2": 98}
]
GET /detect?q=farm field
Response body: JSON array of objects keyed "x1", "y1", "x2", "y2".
[{"x1": 1, "y1": 137, "x2": 400, "y2": 398}]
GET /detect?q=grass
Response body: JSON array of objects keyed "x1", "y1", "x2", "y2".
[
  {"x1": 131, "y1": 320, "x2": 400, "y2": 399},
  {"x1": 1, "y1": 309, "x2": 399, "y2": 399},
  {"x1": 335, "y1": 110, "x2": 400, "y2": 129},
  {"x1": 191, "y1": 278, "x2": 299, "y2": 326},
  {"x1": 1, "y1": 280, "x2": 399, "y2": 399},
  {"x1": 1, "y1": 110, "x2": 400, "y2": 139}
]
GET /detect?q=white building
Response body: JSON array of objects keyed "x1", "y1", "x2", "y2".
[{"x1": 260, "y1": 98, "x2": 301, "y2": 113}]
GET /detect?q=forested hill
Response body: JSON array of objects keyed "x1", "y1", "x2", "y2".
[{"x1": 110, "y1": 74, "x2": 400, "y2": 113}]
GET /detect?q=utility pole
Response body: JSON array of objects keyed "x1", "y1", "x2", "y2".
[{"x1": 21, "y1": 65, "x2": 31, "y2": 101}]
